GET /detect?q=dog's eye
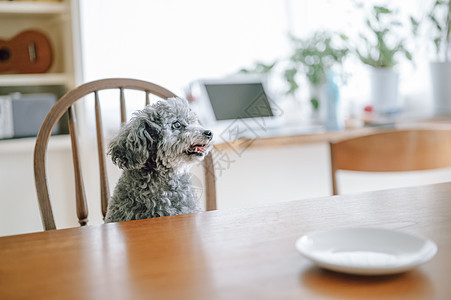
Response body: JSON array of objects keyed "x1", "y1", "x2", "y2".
[{"x1": 172, "y1": 121, "x2": 182, "y2": 130}]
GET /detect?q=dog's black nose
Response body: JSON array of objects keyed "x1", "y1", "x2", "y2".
[{"x1": 203, "y1": 130, "x2": 213, "y2": 140}]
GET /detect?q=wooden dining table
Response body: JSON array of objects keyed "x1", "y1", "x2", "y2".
[{"x1": 1, "y1": 182, "x2": 451, "y2": 300}]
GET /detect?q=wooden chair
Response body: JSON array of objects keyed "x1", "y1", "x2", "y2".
[
  {"x1": 329, "y1": 129, "x2": 451, "y2": 195},
  {"x1": 34, "y1": 78, "x2": 217, "y2": 231}
]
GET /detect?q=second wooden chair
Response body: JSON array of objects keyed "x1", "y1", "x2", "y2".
[{"x1": 329, "y1": 129, "x2": 451, "y2": 195}]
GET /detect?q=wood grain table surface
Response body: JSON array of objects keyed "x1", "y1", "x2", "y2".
[{"x1": 1, "y1": 182, "x2": 451, "y2": 300}]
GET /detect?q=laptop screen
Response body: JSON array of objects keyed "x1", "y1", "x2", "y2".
[{"x1": 204, "y1": 82, "x2": 274, "y2": 121}]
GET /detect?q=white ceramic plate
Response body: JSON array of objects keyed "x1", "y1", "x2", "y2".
[{"x1": 295, "y1": 227, "x2": 437, "y2": 275}]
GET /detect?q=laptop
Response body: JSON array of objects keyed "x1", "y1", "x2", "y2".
[{"x1": 189, "y1": 77, "x2": 284, "y2": 141}]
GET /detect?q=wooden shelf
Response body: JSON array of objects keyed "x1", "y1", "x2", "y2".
[
  {"x1": 0, "y1": 73, "x2": 70, "y2": 86},
  {"x1": 0, "y1": 1, "x2": 67, "y2": 16}
]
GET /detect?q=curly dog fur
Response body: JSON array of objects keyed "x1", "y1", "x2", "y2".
[{"x1": 105, "y1": 97, "x2": 213, "y2": 223}]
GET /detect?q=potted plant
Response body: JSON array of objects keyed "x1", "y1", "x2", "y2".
[
  {"x1": 354, "y1": 4, "x2": 413, "y2": 114},
  {"x1": 241, "y1": 31, "x2": 349, "y2": 116},
  {"x1": 285, "y1": 31, "x2": 349, "y2": 114},
  {"x1": 412, "y1": 1, "x2": 451, "y2": 114}
]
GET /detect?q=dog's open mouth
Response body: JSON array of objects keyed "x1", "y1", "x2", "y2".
[{"x1": 187, "y1": 144, "x2": 207, "y2": 156}]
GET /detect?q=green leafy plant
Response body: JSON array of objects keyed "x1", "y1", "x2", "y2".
[
  {"x1": 412, "y1": 0, "x2": 451, "y2": 61},
  {"x1": 239, "y1": 61, "x2": 277, "y2": 75},
  {"x1": 355, "y1": 5, "x2": 412, "y2": 68},
  {"x1": 286, "y1": 32, "x2": 349, "y2": 110},
  {"x1": 241, "y1": 31, "x2": 349, "y2": 110},
  {"x1": 285, "y1": 31, "x2": 349, "y2": 91}
]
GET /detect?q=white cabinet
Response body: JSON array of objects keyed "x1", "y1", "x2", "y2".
[{"x1": 0, "y1": 0, "x2": 82, "y2": 236}]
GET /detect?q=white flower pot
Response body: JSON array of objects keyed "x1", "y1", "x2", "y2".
[
  {"x1": 369, "y1": 67, "x2": 400, "y2": 114},
  {"x1": 430, "y1": 61, "x2": 451, "y2": 115}
]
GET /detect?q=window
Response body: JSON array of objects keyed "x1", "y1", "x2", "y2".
[{"x1": 79, "y1": 0, "x2": 432, "y2": 132}]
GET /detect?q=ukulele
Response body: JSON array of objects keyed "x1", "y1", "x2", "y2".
[{"x1": 0, "y1": 30, "x2": 53, "y2": 74}]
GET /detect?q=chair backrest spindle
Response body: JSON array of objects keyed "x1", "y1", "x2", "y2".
[
  {"x1": 145, "y1": 91, "x2": 150, "y2": 106},
  {"x1": 94, "y1": 91, "x2": 110, "y2": 218},
  {"x1": 204, "y1": 153, "x2": 217, "y2": 210},
  {"x1": 67, "y1": 105, "x2": 88, "y2": 226},
  {"x1": 120, "y1": 87, "x2": 126, "y2": 124}
]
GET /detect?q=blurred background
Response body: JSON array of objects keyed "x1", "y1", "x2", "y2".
[{"x1": 1, "y1": 0, "x2": 450, "y2": 236}]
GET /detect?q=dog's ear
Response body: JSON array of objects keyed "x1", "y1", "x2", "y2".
[{"x1": 108, "y1": 116, "x2": 158, "y2": 170}]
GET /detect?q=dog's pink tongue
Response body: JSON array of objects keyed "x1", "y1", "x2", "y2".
[{"x1": 196, "y1": 146, "x2": 205, "y2": 153}]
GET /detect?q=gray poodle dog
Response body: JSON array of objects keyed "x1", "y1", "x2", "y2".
[{"x1": 105, "y1": 97, "x2": 213, "y2": 223}]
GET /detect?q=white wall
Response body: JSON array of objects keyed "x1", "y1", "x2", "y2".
[
  {"x1": 0, "y1": 137, "x2": 78, "y2": 236},
  {"x1": 79, "y1": 0, "x2": 291, "y2": 95}
]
